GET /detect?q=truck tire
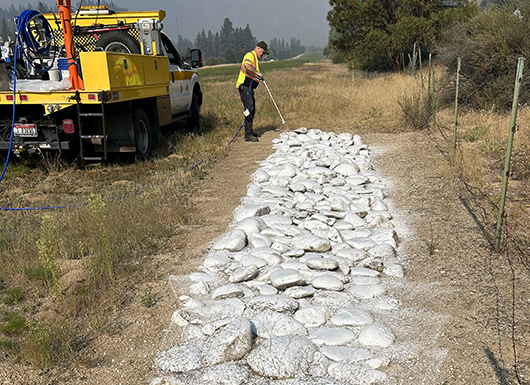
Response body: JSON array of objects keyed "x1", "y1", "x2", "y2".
[
  {"x1": 96, "y1": 31, "x2": 140, "y2": 54},
  {"x1": 188, "y1": 92, "x2": 200, "y2": 131},
  {"x1": 133, "y1": 108, "x2": 152, "y2": 160}
]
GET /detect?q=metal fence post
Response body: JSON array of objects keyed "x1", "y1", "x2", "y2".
[
  {"x1": 452, "y1": 58, "x2": 461, "y2": 164},
  {"x1": 495, "y1": 57, "x2": 525, "y2": 250}
]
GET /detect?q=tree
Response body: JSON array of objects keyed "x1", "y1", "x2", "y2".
[
  {"x1": 0, "y1": 18, "x2": 10, "y2": 42},
  {"x1": 437, "y1": 0, "x2": 530, "y2": 110},
  {"x1": 219, "y1": 17, "x2": 234, "y2": 61},
  {"x1": 327, "y1": 0, "x2": 478, "y2": 71}
]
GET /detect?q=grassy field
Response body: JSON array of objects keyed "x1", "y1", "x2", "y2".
[{"x1": 0, "y1": 55, "x2": 528, "y2": 369}]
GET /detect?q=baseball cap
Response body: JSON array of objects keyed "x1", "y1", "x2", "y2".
[{"x1": 257, "y1": 41, "x2": 269, "y2": 55}]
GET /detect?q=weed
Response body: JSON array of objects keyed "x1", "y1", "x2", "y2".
[
  {"x1": 88, "y1": 194, "x2": 114, "y2": 281},
  {"x1": 23, "y1": 320, "x2": 52, "y2": 368},
  {"x1": 465, "y1": 124, "x2": 490, "y2": 142},
  {"x1": 0, "y1": 337, "x2": 16, "y2": 353},
  {"x1": 5, "y1": 162, "x2": 31, "y2": 179},
  {"x1": 364, "y1": 107, "x2": 382, "y2": 120},
  {"x1": 138, "y1": 288, "x2": 154, "y2": 308},
  {"x1": 0, "y1": 311, "x2": 27, "y2": 335},
  {"x1": 40, "y1": 153, "x2": 70, "y2": 175},
  {"x1": 481, "y1": 138, "x2": 502, "y2": 154},
  {"x1": 25, "y1": 265, "x2": 53, "y2": 281},
  {"x1": 2, "y1": 286, "x2": 26, "y2": 305},
  {"x1": 37, "y1": 215, "x2": 61, "y2": 301},
  {"x1": 398, "y1": 90, "x2": 432, "y2": 130}
]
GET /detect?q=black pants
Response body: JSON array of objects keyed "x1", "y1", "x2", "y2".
[{"x1": 239, "y1": 85, "x2": 255, "y2": 137}]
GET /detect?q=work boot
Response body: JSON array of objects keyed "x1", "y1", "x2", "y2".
[
  {"x1": 245, "y1": 135, "x2": 258, "y2": 142},
  {"x1": 252, "y1": 131, "x2": 261, "y2": 138}
]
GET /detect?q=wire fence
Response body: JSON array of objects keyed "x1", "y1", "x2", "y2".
[{"x1": 417, "y1": 54, "x2": 530, "y2": 385}]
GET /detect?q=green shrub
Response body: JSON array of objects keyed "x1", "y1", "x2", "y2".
[
  {"x1": 138, "y1": 288, "x2": 154, "y2": 308},
  {"x1": 481, "y1": 138, "x2": 502, "y2": 154},
  {"x1": 437, "y1": 0, "x2": 530, "y2": 110},
  {"x1": 2, "y1": 287, "x2": 26, "y2": 305},
  {"x1": 0, "y1": 311, "x2": 27, "y2": 335},
  {"x1": 0, "y1": 337, "x2": 16, "y2": 353},
  {"x1": 398, "y1": 90, "x2": 432, "y2": 130},
  {"x1": 465, "y1": 124, "x2": 490, "y2": 142}
]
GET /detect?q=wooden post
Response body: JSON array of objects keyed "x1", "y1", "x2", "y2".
[
  {"x1": 452, "y1": 58, "x2": 461, "y2": 164},
  {"x1": 495, "y1": 57, "x2": 525, "y2": 250}
]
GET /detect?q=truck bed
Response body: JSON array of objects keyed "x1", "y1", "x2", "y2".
[{"x1": 0, "y1": 51, "x2": 170, "y2": 108}]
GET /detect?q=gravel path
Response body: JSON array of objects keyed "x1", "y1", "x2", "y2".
[{"x1": 150, "y1": 128, "x2": 444, "y2": 385}]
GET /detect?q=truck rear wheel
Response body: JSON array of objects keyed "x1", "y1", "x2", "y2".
[
  {"x1": 133, "y1": 108, "x2": 152, "y2": 160},
  {"x1": 96, "y1": 31, "x2": 140, "y2": 54}
]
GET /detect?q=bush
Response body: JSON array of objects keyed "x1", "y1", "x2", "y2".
[
  {"x1": 437, "y1": 0, "x2": 530, "y2": 110},
  {"x1": 398, "y1": 90, "x2": 432, "y2": 130},
  {"x1": 2, "y1": 287, "x2": 26, "y2": 305},
  {"x1": 205, "y1": 57, "x2": 227, "y2": 66},
  {"x1": 465, "y1": 124, "x2": 490, "y2": 142}
]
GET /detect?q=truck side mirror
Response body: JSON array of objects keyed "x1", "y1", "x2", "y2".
[{"x1": 190, "y1": 49, "x2": 203, "y2": 68}]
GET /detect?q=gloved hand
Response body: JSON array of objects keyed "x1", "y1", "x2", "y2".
[{"x1": 257, "y1": 72, "x2": 264, "y2": 81}]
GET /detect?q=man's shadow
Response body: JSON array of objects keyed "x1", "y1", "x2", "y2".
[{"x1": 255, "y1": 124, "x2": 280, "y2": 136}]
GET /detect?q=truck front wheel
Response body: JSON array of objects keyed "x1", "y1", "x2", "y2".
[
  {"x1": 188, "y1": 92, "x2": 200, "y2": 131},
  {"x1": 133, "y1": 109, "x2": 152, "y2": 160}
]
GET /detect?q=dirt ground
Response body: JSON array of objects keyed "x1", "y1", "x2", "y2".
[{"x1": 3, "y1": 126, "x2": 529, "y2": 384}]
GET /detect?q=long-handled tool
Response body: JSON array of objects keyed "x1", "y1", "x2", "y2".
[{"x1": 262, "y1": 80, "x2": 285, "y2": 125}]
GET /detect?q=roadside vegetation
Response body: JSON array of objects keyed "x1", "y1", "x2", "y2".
[{"x1": 0, "y1": 44, "x2": 528, "y2": 371}]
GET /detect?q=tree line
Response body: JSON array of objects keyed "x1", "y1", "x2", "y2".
[
  {"x1": 181, "y1": 17, "x2": 310, "y2": 66},
  {"x1": 326, "y1": 0, "x2": 530, "y2": 110}
]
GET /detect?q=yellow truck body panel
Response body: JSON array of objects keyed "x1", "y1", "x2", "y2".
[
  {"x1": 43, "y1": 10, "x2": 166, "y2": 27},
  {"x1": 80, "y1": 52, "x2": 169, "y2": 90}
]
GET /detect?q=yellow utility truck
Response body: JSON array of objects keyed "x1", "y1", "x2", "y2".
[{"x1": 0, "y1": 3, "x2": 203, "y2": 161}]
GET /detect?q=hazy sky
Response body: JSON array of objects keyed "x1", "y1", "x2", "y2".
[{"x1": 0, "y1": 0, "x2": 332, "y2": 47}]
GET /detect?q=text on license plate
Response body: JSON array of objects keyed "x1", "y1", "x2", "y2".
[{"x1": 14, "y1": 123, "x2": 37, "y2": 137}]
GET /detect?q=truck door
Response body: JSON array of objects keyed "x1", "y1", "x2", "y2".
[{"x1": 160, "y1": 33, "x2": 190, "y2": 115}]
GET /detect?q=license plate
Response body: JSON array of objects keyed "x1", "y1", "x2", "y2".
[{"x1": 14, "y1": 123, "x2": 37, "y2": 137}]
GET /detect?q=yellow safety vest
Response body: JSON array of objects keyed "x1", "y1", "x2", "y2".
[{"x1": 236, "y1": 50, "x2": 260, "y2": 88}]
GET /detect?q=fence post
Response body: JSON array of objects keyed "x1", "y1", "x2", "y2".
[
  {"x1": 431, "y1": 63, "x2": 436, "y2": 130},
  {"x1": 452, "y1": 58, "x2": 461, "y2": 164},
  {"x1": 412, "y1": 42, "x2": 417, "y2": 78},
  {"x1": 401, "y1": 52, "x2": 405, "y2": 72},
  {"x1": 427, "y1": 54, "x2": 431, "y2": 96},
  {"x1": 495, "y1": 57, "x2": 525, "y2": 251},
  {"x1": 419, "y1": 47, "x2": 423, "y2": 89}
]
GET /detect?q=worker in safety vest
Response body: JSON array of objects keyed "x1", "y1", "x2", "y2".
[{"x1": 236, "y1": 41, "x2": 269, "y2": 142}]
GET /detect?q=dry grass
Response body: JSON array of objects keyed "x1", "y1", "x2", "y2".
[{"x1": 0, "y1": 57, "x2": 528, "y2": 368}]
